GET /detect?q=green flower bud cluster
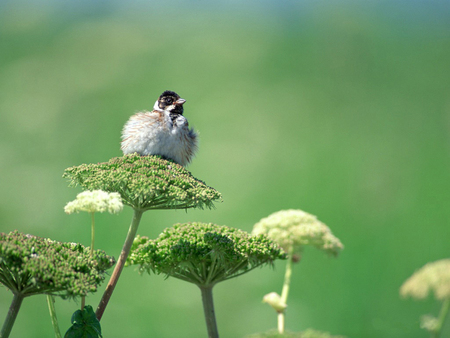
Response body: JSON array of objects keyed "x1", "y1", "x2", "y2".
[
  {"x1": 127, "y1": 222, "x2": 286, "y2": 287},
  {"x1": 400, "y1": 259, "x2": 450, "y2": 301},
  {"x1": 0, "y1": 231, "x2": 115, "y2": 298},
  {"x1": 63, "y1": 154, "x2": 222, "y2": 211},
  {"x1": 252, "y1": 209, "x2": 343, "y2": 257}
]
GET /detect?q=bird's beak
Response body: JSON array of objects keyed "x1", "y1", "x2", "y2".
[{"x1": 175, "y1": 98, "x2": 186, "y2": 105}]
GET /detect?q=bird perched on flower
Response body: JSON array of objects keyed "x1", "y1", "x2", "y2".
[{"x1": 121, "y1": 90, "x2": 198, "y2": 166}]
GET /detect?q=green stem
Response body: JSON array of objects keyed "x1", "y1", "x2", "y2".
[
  {"x1": 278, "y1": 245, "x2": 294, "y2": 334},
  {"x1": 90, "y1": 212, "x2": 95, "y2": 256},
  {"x1": 95, "y1": 208, "x2": 144, "y2": 321},
  {"x1": 433, "y1": 298, "x2": 450, "y2": 338},
  {"x1": 277, "y1": 312, "x2": 285, "y2": 334},
  {"x1": 46, "y1": 295, "x2": 62, "y2": 338},
  {"x1": 199, "y1": 286, "x2": 219, "y2": 338},
  {"x1": 82, "y1": 212, "x2": 95, "y2": 311},
  {"x1": 1, "y1": 293, "x2": 24, "y2": 338}
]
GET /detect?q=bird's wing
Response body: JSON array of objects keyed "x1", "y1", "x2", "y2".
[{"x1": 121, "y1": 110, "x2": 165, "y2": 149}]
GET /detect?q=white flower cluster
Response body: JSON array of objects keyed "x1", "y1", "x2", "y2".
[
  {"x1": 64, "y1": 190, "x2": 123, "y2": 215},
  {"x1": 400, "y1": 259, "x2": 450, "y2": 301},
  {"x1": 252, "y1": 209, "x2": 343, "y2": 256}
]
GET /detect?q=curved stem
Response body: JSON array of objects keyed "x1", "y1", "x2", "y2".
[
  {"x1": 200, "y1": 286, "x2": 219, "y2": 338},
  {"x1": 47, "y1": 295, "x2": 62, "y2": 338},
  {"x1": 278, "y1": 245, "x2": 294, "y2": 334},
  {"x1": 1, "y1": 293, "x2": 24, "y2": 338},
  {"x1": 434, "y1": 298, "x2": 450, "y2": 338},
  {"x1": 96, "y1": 208, "x2": 144, "y2": 321}
]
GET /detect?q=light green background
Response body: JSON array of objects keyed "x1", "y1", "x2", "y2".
[{"x1": 1, "y1": 1, "x2": 449, "y2": 337}]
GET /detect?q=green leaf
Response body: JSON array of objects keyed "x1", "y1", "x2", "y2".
[{"x1": 64, "y1": 306, "x2": 102, "y2": 338}]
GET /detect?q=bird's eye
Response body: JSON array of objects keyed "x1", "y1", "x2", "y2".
[{"x1": 166, "y1": 98, "x2": 173, "y2": 104}]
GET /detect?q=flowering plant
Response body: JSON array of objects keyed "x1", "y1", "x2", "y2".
[
  {"x1": 127, "y1": 222, "x2": 285, "y2": 338},
  {"x1": 401, "y1": 259, "x2": 450, "y2": 337},
  {"x1": 252, "y1": 209, "x2": 344, "y2": 336}
]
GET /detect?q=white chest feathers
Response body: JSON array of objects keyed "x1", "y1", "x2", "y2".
[{"x1": 121, "y1": 110, "x2": 198, "y2": 166}]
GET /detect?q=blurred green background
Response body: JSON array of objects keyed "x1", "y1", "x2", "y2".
[{"x1": 1, "y1": 0, "x2": 449, "y2": 337}]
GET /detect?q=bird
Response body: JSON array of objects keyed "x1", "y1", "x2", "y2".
[{"x1": 121, "y1": 90, "x2": 198, "y2": 166}]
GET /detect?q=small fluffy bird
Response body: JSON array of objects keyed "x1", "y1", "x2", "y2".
[{"x1": 121, "y1": 90, "x2": 198, "y2": 166}]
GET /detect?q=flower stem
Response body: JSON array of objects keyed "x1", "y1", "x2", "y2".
[
  {"x1": 90, "y1": 212, "x2": 95, "y2": 256},
  {"x1": 277, "y1": 312, "x2": 285, "y2": 334},
  {"x1": 433, "y1": 298, "x2": 450, "y2": 338},
  {"x1": 278, "y1": 245, "x2": 294, "y2": 334},
  {"x1": 200, "y1": 286, "x2": 219, "y2": 338},
  {"x1": 1, "y1": 293, "x2": 24, "y2": 338},
  {"x1": 81, "y1": 212, "x2": 96, "y2": 311},
  {"x1": 96, "y1": 208, "x2": 144, "y2": 321},
  {"x1": 46, "y1": 295, "x2": 62, "y2": 338}
]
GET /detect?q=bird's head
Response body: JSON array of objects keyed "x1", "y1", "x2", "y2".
[{"x1": 154, "y1": 90, "x2": 186, "y2": 115}]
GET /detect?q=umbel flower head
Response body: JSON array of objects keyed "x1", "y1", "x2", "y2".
[
  {"x1": 252, "y1": 209, "x2": 343, "y2": 257},
  {"x1": 400, "y1": 259, "x2": 450, "y2": 301},
  {"x1": 64, "y1": 190, "x2": 123, "y2": 214},
  {"x1": 127, "y1": 222, "x2": 286, "y2": 287},
  {"x1": 63, "y1": 154, "x2": 222, "y2": 211},
  {"x1": 0, "y1": 230, "x2": 115, "y2": 298}
]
